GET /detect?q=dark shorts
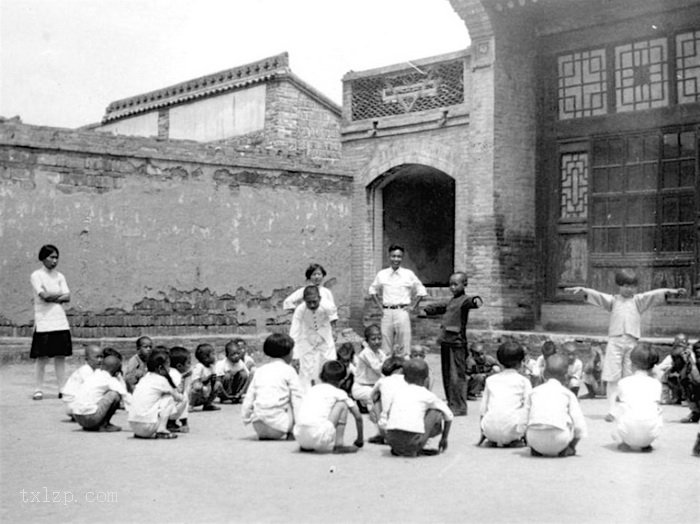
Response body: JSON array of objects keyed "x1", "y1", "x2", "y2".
[{"x1": 30, "y1": 330, "x2": 73, "y2": 358}]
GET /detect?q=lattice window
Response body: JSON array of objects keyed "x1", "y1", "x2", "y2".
[
  {"x1": 557, "y1": 50, "x2": 607, "y2": 120},
  {"x1": 677, "y1": 30, "x2": 700, "y2": 104},
  {"x1": 615, "y1": 38, "x2": 669, "y2": 112},
  {"x1": 350, "y1": 60, "x2": 464, "y2": 121},
  {"x1": 560, "y1": 152, "x2": 589, "y2": 218}
]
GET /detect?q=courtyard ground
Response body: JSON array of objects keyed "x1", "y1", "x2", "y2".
[{"x1": 1, "y1": 355, "x2": 699, "y2": 524}]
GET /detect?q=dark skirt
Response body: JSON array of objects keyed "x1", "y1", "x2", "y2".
[{"x1": 30, "y1": 330, "x2": 73, "y2": 358}]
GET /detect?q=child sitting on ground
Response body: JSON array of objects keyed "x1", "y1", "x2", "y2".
[
  {"x1": 168, "y1": 346, "x2": 192, "y2": 433},
  {"x1": 61, "y1": 344, "x2": 103, "y2": 419},
  {"x1": 124, "y1": 336, "x2": 153, "y2": 393},
  {"x1": 409, "y1": 345, "x2": 434, "y2": 390},
  {"x1": 521, "y1": 345, "x2": 539, "y2": 387},
  {"x1": 526, "y1": 353, "x2": 587, "y2": 457},
  {"x1": 653, "y1": 333, "x2": 689, "y2": 405},
  {"x1": 190, "y1": 343, "x2": 223, "y2": 411},
  {"x1": 582, "y1": 343, "x2": 604, "y2": 399},
  {"x1": 70, "y1": 355, "x2": 130, "y2": 432},
  {"x1": 242, "y1": 334, "x2": 303, "y2": 440},
  {"x1": 385, "y1": 358, "x2": 453, "y2": 457},
  {"x1": 336, "y1": 342, "x2": 356, "y2": 398},
  {"x1": 613, "y1": 343, "x2": 663, "y2": 452},
  {"x1": 293, "y1": 360, "x2": 364, "y2": 454},
  {"x1": 479, "y1": 341, "x2": 532, "y2": 447},
  {"x1": 563, "y1": 341, "x2": 583, "y2": 397},
  {"x1": 466, "y1": 343, "x2": 500, "y2": 399},
  {"x1": 680, "y1": 341, "x2": 700, "y2": 424},
  {"x1": 534, "y1": 340, "x2": 557, "y2": 386},
  {"x1": 368, "y1": 355, "x2": 406, "y2": 445},
  {"x1": 352, "y1": 325, "x2": 387, "y2": 412},
  {"x1": 215, "y1": 338, "x2": 255, "y2": 404},
  {"x1": 290, "y1": 285, "x2": 337, "y2": 393},
  {"x1": 128, "y1": 349, "x2": 184, "y2": 440}
]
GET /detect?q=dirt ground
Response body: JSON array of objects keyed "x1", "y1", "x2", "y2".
[{"x1": 1, "y1": 355, "x2": 699, "y2": 524}]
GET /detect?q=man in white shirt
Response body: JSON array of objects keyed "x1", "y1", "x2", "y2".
[{"x1": 369, "y1": 245, "x2": 427, "y2": 356}]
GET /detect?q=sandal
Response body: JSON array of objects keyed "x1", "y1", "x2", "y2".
[
  {"x1": 32, "y1": 391, "x2": 43, "y2": 401},
  {"x1": 155, "y1": 432, "x2": 178, "y2": 439}
]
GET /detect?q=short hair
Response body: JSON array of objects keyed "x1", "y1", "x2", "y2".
[
  {"x1": 496, "y1": 341, "x2": 524, "y2": 369},
  {"x1": 302, "y1": 285, "x2": 320, "y2": 300},
  {"x1": 136, "y1": 336, "x2": 152, "y2": 348},
  {"x1": 195, "y1": 343, "x2": 214, "y2": 363},
  {"x1": 364, "y1": 324, "x2": 381, "y2": 339},
  {"x1": 147, "y1": 349, "x2": 170, "y2": 372},
  {"x1": 615, "y1": 269, "x2": 638, "y2": 286},
  {"x1": 388, "y1": 244, "x2": 405, "y2": 253},
  {"x1": 381, "y1": 355, "x2": 405, "y2": 376},
  {"x1": 103, "y1": 347, "x2": 122, "y2": 360},
  {"x1": 451, "y1": 271, "x2": 468, "y2": 285},
  {"x1": 102, "y1": 355, "x2": 122, "y2": 375},
  {"x1": 541, "y1": 340, "x2": 557, "y2": 358},
  {"x1": 169, "y1": 346, "x2": 190, "y2": 368},
  {"x1": 544, "y1": 354, "x2": 568, "y2": 382},
  {"x1": 403, "y1": 358, "x2": 429, "y2": 385},
  {"x1": 38, "y1": 244, "x2": 59, "y2": 261},
  {"x1": 225, "y1": 338, "x2": 245, "y2": 356},
  {"x1": 263, "y1": 333, "x2": 294, "y2": 358},
  {"x1": 305, "y1": 263, "x2": 327, "y2": 280},
  {"x1": 630, "y1": 343, "x2": 659, "y2": 371},
  {"x1": 320, "y1": 360, "x2": 346, "y2": 385}
]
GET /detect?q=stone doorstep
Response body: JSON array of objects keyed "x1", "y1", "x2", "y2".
[{"x1": 0, "y1": 328, "x2": 682, "y2": 365}]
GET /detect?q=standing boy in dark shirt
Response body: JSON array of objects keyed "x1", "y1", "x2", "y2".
[{"x1": 423, "y1": 272, "x2": 482, "y2": 416}]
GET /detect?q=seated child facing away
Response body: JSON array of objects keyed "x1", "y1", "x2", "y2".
[
  {"x1": 612, "y1": 344, "x2": 663, "y2": 452},
  {"x1": 526, "y1": 354, "x2": 587, "y2": 457},
  {"x1": 124, "y1": 336, "x2": 153, "y2": 393},
  {"x1": 563, "y1": 341, "x2": 583, "y2": 397},
  {"x1": 190, "y1": 343, "x2": 223, "y2": 411},
  {"x1": 534, "y1": 340, "x2": 557, "y2": 386},
  {"x1": 352, "y1": 325, "x2": 387, "y2": 412},
  {"x1": 336, "y1": 342, "x2": 356, "y2": 398},
  {"x1": 128, "y1": 349, "x2": 184, "y2": 440},
  {"x1": 293, "y1": 360, "x2": 364, "y2": 454},
  {"x1": 368, "y1": 355, "x2": 407, "y2": 445},
  {"x1": 479, "y1": 341, "x2": 532, "y2": 447},
  {"x1": 61, "y1": 344, "x2": 103, "y2": 419},
  {"x1": 168, "y1": 346, "x2": 192, "y2": 433},
  {"x1": 409, "y1": 345, "x2": 434, "y2": 390},
  {"x1": 242, "y1": 334, "x2": 303, "y2": 440},
  {"x1": 653, "y1": 333, "x2": 689, "y2": 405},
  {"x1": 70, "y1": 355, "x2": 130, "y2": 432},
  {"x1": 680, "y1": 341, "x2": 700, "y2": 424},
  {"x1": 582, "y1": 343, "x2": 604, "y2": 399},
  {"x1": 466, "y1": 343, "x2": 500, "y2": 399},
  {"x1": 215, "y1": 338, "x2": 255, "y2": 404},
  {"x1": 385, "y1": 358, "x2": 453, "y2": 457}
]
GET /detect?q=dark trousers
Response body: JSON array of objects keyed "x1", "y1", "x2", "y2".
[
  {"x1": 74, "y1": 391, "x2": 120, "y2": 430},
  {"x1": 386, "y1": 409, "x2": 444, "y2": 457},
  {"x1": 441, "y1": 342, "x2": 468, "y2": 415},
  {"x1": 221, "y1": 370, "x2": 251, "y2": 401}
]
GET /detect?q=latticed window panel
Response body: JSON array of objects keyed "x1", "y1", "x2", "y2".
[
  {"x1": 557, "y1": 50, "x2": 607, "y2": 120},
  {"x1": 676, "y1": 30, "x2": 700, "y2": 104},
  {"x1": 560, "y1": 152, "x2": 589, "y2": 218},
  {"x1": 350, "y1": 59, "x2": 464, "y2": 121},
  {"x1": 615, "y1": 38, "x2": 669, "y2": 112}
]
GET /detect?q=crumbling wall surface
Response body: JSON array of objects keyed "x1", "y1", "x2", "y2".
[{"x1": 0, "y1": 123, "x2": 352, "y2": 337}]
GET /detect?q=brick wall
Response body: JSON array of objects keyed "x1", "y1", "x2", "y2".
[{"x1": 0, "y1": 122, "x2": 352, "y2": 337}]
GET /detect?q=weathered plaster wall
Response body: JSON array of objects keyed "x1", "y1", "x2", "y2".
[{"x1": 0, "y1": 123, "x2": 352, "y2": 337}]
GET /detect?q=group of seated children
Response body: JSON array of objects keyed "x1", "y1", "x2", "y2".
[{"x1": 60, "y1": 336, "x2": 256, "y2": 439}]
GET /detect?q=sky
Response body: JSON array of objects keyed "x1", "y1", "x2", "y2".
[{"x1": 0, "y1": 0, "x2": 469, "y2": 129}]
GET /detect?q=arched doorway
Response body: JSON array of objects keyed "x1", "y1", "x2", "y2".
[{"x1": 372, "y1": 164, "x2": 455, "y2": 286}]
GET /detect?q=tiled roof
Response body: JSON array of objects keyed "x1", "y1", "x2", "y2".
[{"x1": 102, "y1": 53, "x2": 290, "y2": 123}]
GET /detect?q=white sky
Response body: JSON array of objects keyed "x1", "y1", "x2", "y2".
[{"x1": 0, "y1": 0, "x2": 470, "y2": 128}]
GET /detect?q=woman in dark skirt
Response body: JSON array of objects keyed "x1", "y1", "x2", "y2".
[{"x1": 30, "y1": 244, "x2": 72, "y2": 400}]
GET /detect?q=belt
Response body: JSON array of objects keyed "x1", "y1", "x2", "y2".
[{"x1": 383, "y1": 304, "x2": 409, "y2": 309}]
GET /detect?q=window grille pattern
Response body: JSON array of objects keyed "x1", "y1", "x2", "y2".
[
  {"x1": 677, "y1": 30, "x2": 700, "y2": 104},
  {"x1": 350, "y1": 60, "x2": 464, "y2": 121},
  {"x1": 560, "y1": 153, "x2": 589, "y2": 218},
  {"x1": 615, "y1": 38, "x2": 669, "y2": 112},
  {"x1": 557, "y1": 50, "x2": 607, "y2": 120}
]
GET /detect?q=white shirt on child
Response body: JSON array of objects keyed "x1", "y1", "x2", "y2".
[
  {"x1": 128, "y1": 372, "x2": 178, "y2": 424},
  {"x1": 480, "y1": 369, "x2": 532, "y2": 438},
  {"x1": 614, "y1": 371, "x2": 662, "y2": 424},
  {"x1": 61, "y1": 363, "x2": 95, "y2": 404},
  {"x1": 242, "y1": 359, "x2": 303, "y2": 432},
  {"x1": 215, "y1": 355, "x2": 254, "y2": 376},
  {"x1": 386, "y1": 383, "x2": 453, "y2": 434},
  {"x1": 283, "y1": 286, "x2": 338, "y2": 321},
  {"x1": 191, "y1": 362, "x2": 215, "y2": 384},
  {"x1": 583, "y1": 289, "x2": 669, "y2": 339},
  {"x1": 70, "y1": 369, "x2": 130, "y2": 415},
  {"x1": 567, "y1": 359, "x2": 583, "y2": 388},
  {"x1": 296, "y1": 383, "x2": 355, "y2": 427},
  {"x1": 289, "y1": 302, "x2": 336, "y2": 360},
  {"x1": 527, "y1": 378, "x2": 587, "y2": 438},
  {"x1": 371, "y1": 374, "x2": 408, "y2": 430},
  {"x1": 30, "y1": 267, "x2": 70, "y2": 332},
  {"x1": 355, "y1": 344, "x2": 386, "y2": 385}
]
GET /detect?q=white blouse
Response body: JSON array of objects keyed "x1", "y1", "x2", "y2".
[{"x1": 30, "y1": 267, "x2": 70, "y2": 332}]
